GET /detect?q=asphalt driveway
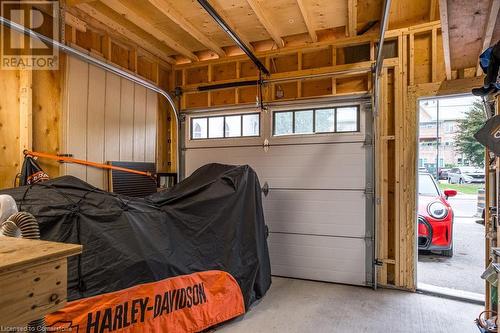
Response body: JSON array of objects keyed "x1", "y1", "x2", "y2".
[{"x1": 417, "y1": 194, "x2": 485, "y2": 295}]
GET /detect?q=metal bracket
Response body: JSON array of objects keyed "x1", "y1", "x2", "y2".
[
  {"x1": 364, "y1": 188, "x2": 374, "y2": 197},
  {"x1": 363, "y1": 136, "x2": 374, "y2": 147},
  {"x1": 374, "y1": 258, "x2": 383, "y2": 266}
]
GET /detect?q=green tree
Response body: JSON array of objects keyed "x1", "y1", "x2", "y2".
[{"x1": 454, "y1": 101, "x2": 486, "y2": 167}]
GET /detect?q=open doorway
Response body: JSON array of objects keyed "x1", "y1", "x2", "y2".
[{"x1": 416, "y1": 94, "x2": 485, "y2": 302}]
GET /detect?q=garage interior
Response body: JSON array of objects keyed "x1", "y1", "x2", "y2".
[{"x1": 0, "y1": 0, "x2": 499, "y2": 332}]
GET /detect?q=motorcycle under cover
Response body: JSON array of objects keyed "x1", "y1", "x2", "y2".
[{"x1": 0, "y1": 163, "x2": 271, "y2": 333}]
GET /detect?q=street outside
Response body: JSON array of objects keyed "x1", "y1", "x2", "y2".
[{"x1": 417, "y1": 187, "x2": 485, "y2": 295}]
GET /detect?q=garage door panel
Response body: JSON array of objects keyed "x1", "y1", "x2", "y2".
[
  {"x1": 268, "y1": 233, "x2": 365, "y2": 285},
  {"x1": 186, "y1": 143, "x2": 366, "y2": 189},
  {"x1": 264, "y1": 190, "x2": 365, "y2": 237},
  {"x1": 263, "y1": 144, "x2": 365, "y2": 189}
]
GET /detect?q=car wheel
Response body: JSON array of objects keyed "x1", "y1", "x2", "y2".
[{"x1": 442, "y1": 246, "x2": 453, "y2": 257}]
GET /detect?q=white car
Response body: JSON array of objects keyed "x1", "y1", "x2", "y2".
[{"x1": 447, "y1": 167, "x2": 485, "y2": 184}]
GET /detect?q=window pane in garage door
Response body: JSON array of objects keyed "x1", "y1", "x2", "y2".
[
  {"x1": 209, "y1": 117, "x2": 224, "y2": 138},
  {"x1": 242, "y1": 114, "x2": 259, "y2": 136},
  {"x1": 225, "y1": 115, "x2": 241, "y2": 137},
  {"x1": 295, "y1": 110, "x2": 313, "y2": 134},
  {"x1": 192, "y1": 118, "x2": 207, "y2": 139},
  {"x1": 315, "y1": 108, "x2": 335, "y2": 133},
  {"x1": 275, "y1": 112, "x2": 293, "y2": 135},
  {"x1": 336, "y1": 107, "x2": 358, "y2": 132}
]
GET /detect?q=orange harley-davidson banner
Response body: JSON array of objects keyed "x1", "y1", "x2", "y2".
[{"x1": 46, "y1": 270, "x2": 245, "y2": 333}]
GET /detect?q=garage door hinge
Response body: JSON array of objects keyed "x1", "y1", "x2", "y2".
[
  {"x1": 263, "y1": 139, "x2": 270, "y2": 152},
  {"x1": 374, "y1": 259, "x2": 383, "y2": 266},
  {"x1": 364, "y1": 188, "x2": 374, "y2": 196}
]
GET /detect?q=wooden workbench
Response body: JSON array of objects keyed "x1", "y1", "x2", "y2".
[{"x1": 0, "y1": 237, "x2": 82, "y2": 327}]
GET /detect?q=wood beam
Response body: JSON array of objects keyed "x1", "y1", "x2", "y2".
[
  {"x1": 245, "y1": 0, "x2": 285, "y2": 48},
  {"x1": 66, "y1": 0, "x2": 94, "y2": 6},
  {"x1": 146, "y1": 0, "x2": 226, "y2": 57},
  {"x1": 77, "y1": 3, "x2": 176, "y2": 64},
  {"x1": 296, "y1": 0, "x2": 317, "y2": 42},
  {"x1": 19, "y1": 69, "x2": 32, "y2": 168},
  {"x1": 209, "y1": 0, "x2": 255, "y2": 53},
  {"x1": 347, "y1": 0, "x2": 357, "y2": 37},
  {"x1": 477, "y1": 0, "x2": 500, "y2": 76},
  {"x1": 64, "y1": 11, "x2": 87, "y2": 32},
  {"x1": 438, "y1": 0, "x2": 452, "y2": 80},
  {"x1": 99, "y1": 0, "x2": 199, "y2": 61},
  {"x1": 429, "y1": 0, "x2": 438, "y2": 21}
]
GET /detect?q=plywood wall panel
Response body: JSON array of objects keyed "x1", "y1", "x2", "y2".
[
  {"x1": 32, "y1": 68, "x2": 62, "y2": 180},
  {"x1": 414, "y1": 33, "x2": 432, "y2": 84},
  {"x1": 0, "y1": 70, "x2": 20, "y2": 189}
]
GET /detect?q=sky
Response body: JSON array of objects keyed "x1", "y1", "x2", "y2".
[{"x1": 419, "y1": 95, "x2": 482, "y2": 121}]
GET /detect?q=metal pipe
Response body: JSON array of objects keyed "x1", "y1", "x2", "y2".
[
  {"x1": 197, "y1": 79, "x2": 260, "y2": 91},
  {"x1": 374, "y1": 0, "x2": 392, "y2": 78},
  {"x1": 0, "y1": 16, "x2": 181, "y2": 181},
  {"x1": 264, "y1": 67, "x2": 372, "y2": 84},
  {"x1": 371, "y1": 0, "x2": 391, "y2": 291},
  {"x1": 197, "y1": 0, "x2": 270, "y2": 76}
]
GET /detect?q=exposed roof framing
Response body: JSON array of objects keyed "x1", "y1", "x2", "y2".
[
  {"x1": 146, "y1": 0, "x2": 226, "y2": 57},
  {"x1": 477, "y1": 0, "x2": 500, "y2": 75},
  {"x1": 296, "y1": 0, "x2": 318, "y2": 42},
  {"x1": 64, "y1": 0, "x2": 449, "y2": 65},
  {"x1": 99, "y1": 0, "x2": 199, "y2": 61},
  {"x1": 245, "y1": 0, "x2": 285, "y2": 48},
  {"x1": 77, "y1": 2, "x2": 176, "y2": 64}
]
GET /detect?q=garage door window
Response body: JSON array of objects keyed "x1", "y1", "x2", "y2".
[
  {"x1": 273, "y1": 106, "x2": 359, "y2": 136},
  {"x1": 191, "y1": 113, "x2": 260, "y2": 140}
]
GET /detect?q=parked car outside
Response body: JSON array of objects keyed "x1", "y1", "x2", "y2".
[
  {"x1": 418, "y1": 172, "x2": 457, "y2": 257},
  {"x1": 438, "y1": 168, "x2": 450, "y2": 180},
  {"x1": 447, "y1": 166, "x2": 485, "y2": 184}
]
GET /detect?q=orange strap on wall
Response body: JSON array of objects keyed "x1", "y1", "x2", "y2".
[{"x1": 24, "y1": 150, "x2": 153, "y2": 178}]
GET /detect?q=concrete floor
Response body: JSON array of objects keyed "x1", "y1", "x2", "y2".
[
  {"x1": 418, "y1": 195, "x2": 485, "y2": 294},
  {"x1": 215, "y1": 277, "x2": 481, "y2": 333}
]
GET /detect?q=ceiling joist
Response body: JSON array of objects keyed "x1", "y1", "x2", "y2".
[
  {"x1": 76, "y1": 3, "x2": 176, "y2": 64},
  {"x1": 438, "y1": 0, "x2": 452, "y2": 80},
  {"x1": 477, "y1": 0, "x2": 500, "y2": 76},
  {"x1": 99, "y1": 0, "x2": 199, "y2": 61},
  {"x1": 347, "y1": 0, "x2": 358, "y2": 37},
  {"x1": 245, "y1": 0, "x2": 285, "y2": 48},
  {"x1": 146, "y1": 0, "x2": 226, "y2": 57},
  {"x1": 296, "y1": 0, "x2": 318, "y2": 42}
]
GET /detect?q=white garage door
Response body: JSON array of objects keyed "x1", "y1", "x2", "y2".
[{"x1": 182, "y1": 96, "x2": 374, "y2": 286}]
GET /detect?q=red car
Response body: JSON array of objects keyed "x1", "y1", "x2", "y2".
[{"x1": 418, "y1": 173, "x2": 457, "y2": 257}]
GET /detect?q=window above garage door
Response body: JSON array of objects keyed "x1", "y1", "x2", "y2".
[
  {"x1": 273, "y1": 106, "x2": 360, "y2": 136},
  {"x1": 191, "y1": 113, "x2": 260, "y2": 140}
]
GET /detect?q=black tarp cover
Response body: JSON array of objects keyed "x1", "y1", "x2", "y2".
[{"x1": 0, "y1": 163, "x2": 271, "y2": 333}]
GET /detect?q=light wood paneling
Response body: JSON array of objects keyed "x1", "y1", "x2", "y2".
[
  {"x1": 65, "y1": 56, "x2": 89, "y2": 181},
  {"x1": 63, "y1": 57, "x2": 158, "y2": 189},
  {"x1": 86, "y1": 65, "x2": 106, "y2": 187}
]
